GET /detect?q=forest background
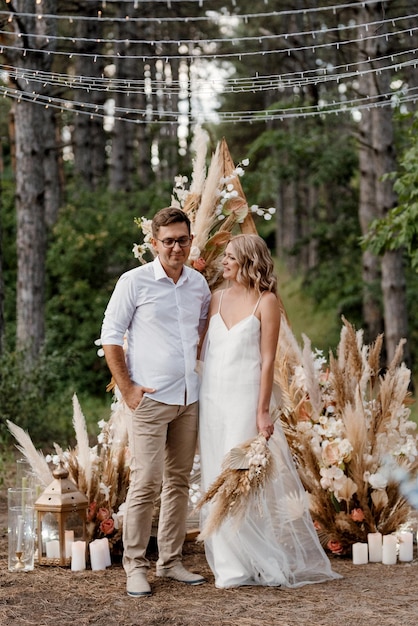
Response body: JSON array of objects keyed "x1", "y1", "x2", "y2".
[{"x1": 0, "y1": 0, "x2": 417, "y2": 466}]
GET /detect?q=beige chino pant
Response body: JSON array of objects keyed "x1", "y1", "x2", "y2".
[{"x1": 123, "y1": 396, "x2": 198, "y2": 577}]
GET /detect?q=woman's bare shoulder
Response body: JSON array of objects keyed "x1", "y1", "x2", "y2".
[
  {"x1": 260, "y1": 291, "x2": 282, "y2": 316},
  {"x1": 209, "y1": 287, "x2": 225, "y2": 313}
]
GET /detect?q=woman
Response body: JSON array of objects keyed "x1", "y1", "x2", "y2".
[{"x1": 199, "y1": 233, "x2": 340, "y2": 589}]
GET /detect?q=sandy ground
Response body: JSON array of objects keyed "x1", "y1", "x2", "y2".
[{"x1": 1, "y1": 485, "x2": 418, "y2": 626}]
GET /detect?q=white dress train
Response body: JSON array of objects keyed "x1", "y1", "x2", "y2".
[{"x1": 199, "y1": 293, "x2": 341, "y2": 588}]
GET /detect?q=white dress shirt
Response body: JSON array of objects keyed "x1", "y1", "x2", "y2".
[{"x1": 101, "y1": 256, "x2": 211, "y2": 406}]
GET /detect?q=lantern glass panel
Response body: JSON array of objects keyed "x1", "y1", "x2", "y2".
[{"x1": 40, "y1": 512, "x2": 61, "y2": 561}]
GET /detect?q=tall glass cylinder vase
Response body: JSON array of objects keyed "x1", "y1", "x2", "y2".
[{"x1": 8, "y1": 487, "x2": 35, "y2": 572}]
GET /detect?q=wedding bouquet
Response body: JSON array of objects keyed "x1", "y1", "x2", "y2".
[{"x1": 196, "y1": 432, "x2": 274, "y2": 539}]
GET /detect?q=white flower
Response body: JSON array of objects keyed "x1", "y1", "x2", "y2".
[
  {"x1": 320, "y1": 465, "x2": 344, "y2": 490},
  {"x1": 242, "y1": 158, "x2": 250, "y2": 166},
  {"x1": 188, "y1": 245, "x2": 201, "y2": 261},
  {"x1": 364, "y1": 470, "x2": 388, "y2": 490},
  {"x1": 115, "y1": 502, "x2": 125, "y2": 522},
  {"x1": 99, "y1": 481, "x2": 111, "y2": 501}
]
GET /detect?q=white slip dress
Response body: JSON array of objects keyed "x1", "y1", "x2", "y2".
[{"x1": 199, "y1": 291, "x2": 341, "y2": 588}]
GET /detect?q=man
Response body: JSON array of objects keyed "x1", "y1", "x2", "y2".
[{"x1": 101, "y1": 207, "x2": 211, "y2": 597}]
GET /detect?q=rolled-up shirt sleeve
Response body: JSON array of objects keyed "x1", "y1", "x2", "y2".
[{"x1": 101, "y1": 273, "x2": 137, "y2": 346}]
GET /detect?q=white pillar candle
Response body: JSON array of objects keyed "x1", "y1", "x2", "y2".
[
  {"x1": 352, "y1": 542, "x2": 368, "y2": 564},
  {"x1": 382, "y1": 535, "x2": 397, "y2": 565},
  {"x1": 16, "y1": 515, "x2": 25, "y2": 552},
  {"x1": 46, "y1": 539, "x2": 60, "y2": 559},
  {"x1": 398, "y1": 531, "x2": 413, "y2": 562},
  {"x1": 367, "y1": 532, "x2": 382, "y2": 562},
  {"x1": 65, "y1": 530, "x2": 74, "y2": 558},
  {"x1": 89, "y1": 539, "x2": 107, "y2": 570},
  {"x1": 71, "y1": 541, "x2": 86, "y2": 571},
  {"x1": 98, "y1": 538, "x2": 111, "y2": 567}
]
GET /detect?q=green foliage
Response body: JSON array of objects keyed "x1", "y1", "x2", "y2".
[
  {"x1": 0, "y1": 348, "x2": 77, "y2": 449},
  {"x1": 46, "y1": 187, "x2": 168, "y2": 396},
  {"x1": 363, "y1": 113, "x2": 418, "y2": 271},
  {"x1": 1, "y1": 183, "x2": 168, "y2": 448},
  {"x1": 242, "y1": 114, "x2": 362, "y2": 326},
  {"x1": 278, "y1": 263, "x2": 342, "y2": 355}
]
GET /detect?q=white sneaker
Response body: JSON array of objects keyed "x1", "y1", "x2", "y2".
[
  {"x1": 156, "y1": 563, "x2": 206, "y2": 585},
  {"x1": 127, "y1": 570, "x2": 152, "y2": 597}
]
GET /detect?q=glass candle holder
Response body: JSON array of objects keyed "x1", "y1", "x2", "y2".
[{"x1": 8, "y1": 487, "x2": 35, "y2": 572}]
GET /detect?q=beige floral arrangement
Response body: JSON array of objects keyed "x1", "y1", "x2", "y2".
[
  {"x1": 274, "y1": 316, "x2": 418, "y2": 555},
  {"x1": 8, "y1": 394, "x2": 131, "y2": 557},
  {"x1": 131, "y1": 126, "x2": 275, "y2": 291}
]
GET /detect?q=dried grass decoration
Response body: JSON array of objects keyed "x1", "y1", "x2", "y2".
[
  {"x1": 276, "y1": 316, "x2": 418, "y2": 555},
  {"x1": 196, "y1": 431, "x2": 276, "y2": 540},
  {"x1": 8, "y1": 394, "x2": 131, "y2": 558}
]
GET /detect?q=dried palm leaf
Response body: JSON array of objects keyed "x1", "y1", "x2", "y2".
[
  {"x1": 7, "y1": 420, "x2": 52, "y2": 487},
  {"x1": 72, "y1": 393, "x2": 93, "y2": 498}
]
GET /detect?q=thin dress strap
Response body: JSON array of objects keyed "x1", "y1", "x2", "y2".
[
  {"x1": 218, "y1": 289, "x2": 226, "y2": 314},
  {"x1": 252, "y1": 292, "x2": 264, "y2": 315}
]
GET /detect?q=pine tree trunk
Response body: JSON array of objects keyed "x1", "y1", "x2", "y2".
[
  {"x1": 72, "y1": 2, "x2": 107, "y2": 189},
  {"x1": 356, "y1": 2, "x2": 410, "y2": 365},
  {"x1": 9, "y1": 1, "x2": 57, "y2": 364},
  {"x1": 372, "y1": 102, "x2": 410, "y2": 364},
  {"x1": 15, "y1": 98, "x2": 47, "y2": 361},
  {"x1": 0, "y1": 213, "x2": 4, "y2": 355}
]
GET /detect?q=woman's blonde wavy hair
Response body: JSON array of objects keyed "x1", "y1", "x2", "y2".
[{"x1": 228, "y1": 234, "x2": 277, "y2": 295}]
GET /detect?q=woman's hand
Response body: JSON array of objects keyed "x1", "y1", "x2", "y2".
[{"x1": 257, "y1": 410, "x2": 274, "y2": 440}]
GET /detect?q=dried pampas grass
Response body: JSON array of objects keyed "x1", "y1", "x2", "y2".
[{"x1": 275, "y1": 316, "x2": 418, "y2": 555}]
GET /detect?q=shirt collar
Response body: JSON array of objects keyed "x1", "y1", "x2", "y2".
[{"x1": 153, "y1": 255, "x2": 189, "y2": 284}]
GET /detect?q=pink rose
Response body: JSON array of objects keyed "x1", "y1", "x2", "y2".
[
  {"x1": 87, "y1": 502, "x2": 97, "y2": 522},
  {"x1": 96, "y1": 507, "x2": 110, "y2": 522},
  {"x1": 192, "y1": 257, "x2": 206, "y2": 272},
  {"x1": 350, "y1": 508, "x2": 365, "y2": 522},
  {"x1": 100, "y1": 517, "x2": 115, "y2": 536},
  {"x1": 327, "y1": 540, "x2": 344, "y2": 554}
]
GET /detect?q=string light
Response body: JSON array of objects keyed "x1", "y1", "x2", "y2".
[
  {"x1": 0, "y1": 1, "x2": 415, "y2": 125},
  {"x1": 1, "y1": 82, "x2": 415, "y2": 124},
  {"x1": 2, "y1": 48, "x2": 416, "y2": 97},
  {"x1": 0, "y1": 25, "x2": 415, "y2": 63},
  {"x1": 0, "y1": 1, "x2": 404, "y2": 25},
  {"x1": 0, "y1": 12, "x2": 414, "y2": 49}
]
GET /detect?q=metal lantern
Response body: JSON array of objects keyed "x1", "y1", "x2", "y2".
[{"x1": 35, "y1": 462, "x2": 88, "y2": 566}]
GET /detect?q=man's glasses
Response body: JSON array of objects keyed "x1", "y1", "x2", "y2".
[{"x1": 157, "y1": 236, "x2": 192, "y2": 248}]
